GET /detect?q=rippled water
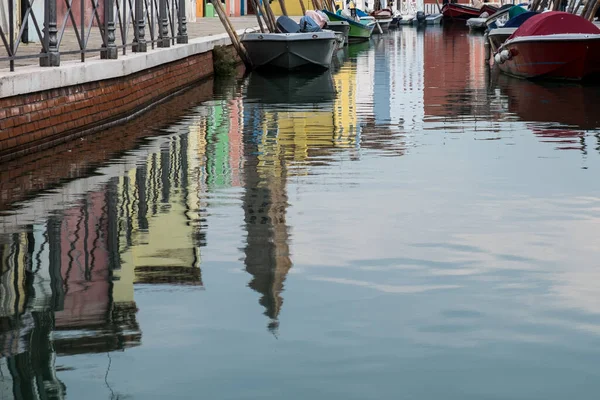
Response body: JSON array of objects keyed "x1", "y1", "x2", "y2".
[{"x1": 2, "y1": 26, "x2": 600, "y2": 399}]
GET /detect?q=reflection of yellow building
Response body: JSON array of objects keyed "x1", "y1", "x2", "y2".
[
  {"x1": 333, "y1": 67, "x2": 359, "y2": 147},
  {"x1": 115, "y1": 130, "x2": 206, "y2": 286},
  {"x1": 0, "y1": 235, "x2": 28, "y2": 319},
  {"x1": 271, "y1": 0, "x2": 314, "y2": 16}
]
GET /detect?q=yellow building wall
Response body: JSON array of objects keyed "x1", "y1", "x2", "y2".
[{"x1": 270, "y1": 0, "x2": 315, "y2": 16}]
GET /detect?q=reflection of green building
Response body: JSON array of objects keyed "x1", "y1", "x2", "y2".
[{"x1": 205, "y1": 102, "x2": 232, "y2": 189}]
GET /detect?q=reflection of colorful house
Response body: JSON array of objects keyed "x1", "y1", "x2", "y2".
[
  {"x1": 204, "y1": 99, "x2": 244, "y2": 189},
  {"x1": 115, "y1": 133, "x2": 204, "y2": 286},
  {"x1": 333, "y1": 65, "x2": 359, "y2": 147}
]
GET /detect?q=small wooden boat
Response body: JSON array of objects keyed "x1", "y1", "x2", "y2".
[
  {"x1": 442, "y1": 3, "x2": 482, "y2": 20},
  {"x1": 241, "y1": 31, "x2": 337, "y2": 71},
  {"x1": 494, "y1": 12, "x2": 600, "y2": 80},
  {"x1": 322, "y1": 10, "x2": 375, "y2": 43},
  {"x1": 370, "y1": 9, "x2": 394, "y2": 32}
]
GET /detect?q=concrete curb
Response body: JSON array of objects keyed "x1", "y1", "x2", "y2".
[{"x1": 0, "y1": 28, "x2": 257, "y2": 99}]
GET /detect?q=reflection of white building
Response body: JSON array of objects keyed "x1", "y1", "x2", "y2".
[
  {"x1": 389, "y1": 28, "x2": 424, "y2": 131},
  {"x1": 355, "y1": 47, "x2": 375, "y2": 132}
]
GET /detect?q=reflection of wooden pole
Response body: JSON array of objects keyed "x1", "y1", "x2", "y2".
[
  {"x1": 212, "y1": 0, "x2": 253, "y2": 67},
  {"x1": 299, "y1": 0, "x2": 307, "y2": 13},
  {"x1": 279, "y1": 0, "x2": 289, "y2": 16}
]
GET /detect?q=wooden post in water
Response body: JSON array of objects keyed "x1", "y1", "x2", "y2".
[
  {"x1": 212, "y1": 0, "x2": 253, "y2": 68},
  {"x1": 434, "y1": 0, "x2": 442, "y2": 13},
  {"x1": 263, "y1": 0, "x2": 280, "y2": 31},
  {"x1": 572, "y1": 0, "x2": 584, "y2": 14},
  {"x1": 251, "y1": 0, "x2": 267, "y2": 32},
  {"x1": 589, "y1": 0, "x2": 600, "y2": 20},
  {"x1": 581, "y1": 0, "x2": 592, "y2": 17}
]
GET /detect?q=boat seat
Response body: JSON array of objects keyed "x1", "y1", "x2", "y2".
[{"x1": 276, "y1": 16, "x2": 302, "y2": 33}]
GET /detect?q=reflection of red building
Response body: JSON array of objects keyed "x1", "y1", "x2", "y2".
[
  {"x1": 423, "y1": 27, "x2": 488, "y2": 118},
  {"x1": 55, "y1": 191, "x2": 110, "y2": 330},
  {"x1": 423, "y1": 27, "x2": 471, "y2": 117}
]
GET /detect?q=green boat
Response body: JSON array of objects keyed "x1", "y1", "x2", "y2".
[{"x1": 322, "y1": 10, "x2": 374, "y2": 44}]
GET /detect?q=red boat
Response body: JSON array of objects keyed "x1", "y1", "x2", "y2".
[
  {"x1": 494, "y1": 12, "x2": 600, "y2": 81},
  {"x1": 442, "y1": 3, "x2": 483, "y2": 20},
  {"x1": 480, "y1": 4, "x2": 498, "y2": 15}
]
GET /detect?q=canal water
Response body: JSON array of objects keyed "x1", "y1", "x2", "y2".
[{"x1": 2, "y1": 26, "x2": 600, "y2": 399}]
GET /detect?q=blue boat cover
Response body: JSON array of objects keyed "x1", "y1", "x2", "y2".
[
  {"x1": 355, "y1": 9, "x2": 369, "y2": 17},
  {"x1": 300, "y1": 15, "x2": 322, "y2": 32},
  {"x1": 504, "y1": 11, "x2": 538, "y2": 28},
  {"x1": 277, "y1": 15, "x2": 301, "y2": 33}
]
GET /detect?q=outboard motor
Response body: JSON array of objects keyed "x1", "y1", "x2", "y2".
[
  {"x1": 299, "y1": 15, "x2": 322, "y2": 32},
  {"x1": 416, "y1": 11, "x2": 426, "y2": 23},
  {"x1": 276, "y1": 16, "x2": 301, "y2": 33}
]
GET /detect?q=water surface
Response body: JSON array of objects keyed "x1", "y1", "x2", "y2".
[{"x1": 2, "y1": 26, "x2": 600, "y2": 399}]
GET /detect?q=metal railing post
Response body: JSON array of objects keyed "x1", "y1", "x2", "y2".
[
  {"x1": 177, "y1": 0, "x2": 188, "y2": 44},
  {"x1": 158, "y1": 0, "x2": 170, "y2": 47},
  {"x1": 102, "y1": 0, "x2": 118, "y2": 59},
  {"x1": 133, "y1": 0, "x2": 147, "y2": 52},
  {"x1": 40, "y1": 0, "x2": 60, "y2": 66}
]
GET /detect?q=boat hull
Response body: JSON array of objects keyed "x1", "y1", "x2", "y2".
[
  {"x1": 442, "y1": 4, "x2": 481, "y2": 20},
  {"x1": 242, "y1": 32, "x2": 337, "y2": 71},
  {"x1": 496, "y1": 36, "x2": 600, "y2": 80},
  {"x1": 326, "y1": 21, "x2": 350, "y2": 46},
  {"x1": 323, "y1": 10, "x2": 375, "y2": 42}
]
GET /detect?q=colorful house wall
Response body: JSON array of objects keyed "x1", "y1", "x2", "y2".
[{"x1": 271, "y1": 0, "x2": 314, "y2": 16}]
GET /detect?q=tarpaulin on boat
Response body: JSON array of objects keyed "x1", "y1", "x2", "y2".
[
  {"x1": 510, "y1": 11, "x2": 600, "y2": 39},
  {"x1": 504, "y1": 11, "x2": 538, "y2": 28}
]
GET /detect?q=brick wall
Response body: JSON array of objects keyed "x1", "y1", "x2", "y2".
[
  {"x1": 0, "y1": 50, "x2": 218, "y2": 161},
  {"x1": 0, "y1": 78, "x2": 215, "y2": 212}
]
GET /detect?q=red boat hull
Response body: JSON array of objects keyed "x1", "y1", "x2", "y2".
[
  {"x1": 497, "y1": 37, "x2": 600, "y2": 80},
  {"x1": 442, "y1": 4, "x2": 482, "y2": 20}
]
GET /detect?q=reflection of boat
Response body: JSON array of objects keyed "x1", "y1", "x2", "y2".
[
  {"x1": 322, "y1": 10, "x2": 375, "y2": 43},
  {"x1": 244, "y1": 71, "x2": 336, "y2": 105},
  {"x1": 241, "y1": 31, "x2": 337, "y2": 71},
  {"x1": 490, "y1": 70, "x2": 600, "y2": 130},
  {"x1": 495, "y1": 12, "x2": 600, "y2": 80}
]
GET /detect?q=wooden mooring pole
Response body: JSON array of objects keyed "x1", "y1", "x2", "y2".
[{"x1": 212, "y1": 0, "x2": 253, "y2": 68}]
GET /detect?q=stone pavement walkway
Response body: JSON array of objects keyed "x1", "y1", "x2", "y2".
[{"x1": 0, "y1": 16, "x2": 259, "y2": 73}]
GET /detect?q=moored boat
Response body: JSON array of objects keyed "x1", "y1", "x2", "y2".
[
  {"x1": 426, "y1": 13, "x2": 443, "y2": 24},
  {"x1": 241, "y1": 31, "x2": 337, "y2": 71},
  {"x1": 326, "y1": 21, "x2": 351, "y2": 46},
  {"x1": 487, "y1": 11, "x2": 537, "y2": 53},
  {"x1": 494, "y1": 12, "x2": 600, "y2": 80},
  {"x1": 322, "y1": 10, "x2": 375, "y2": 43},
  {"x1": 442, "y1": 3, "x2": 482, "y2": 20}
]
